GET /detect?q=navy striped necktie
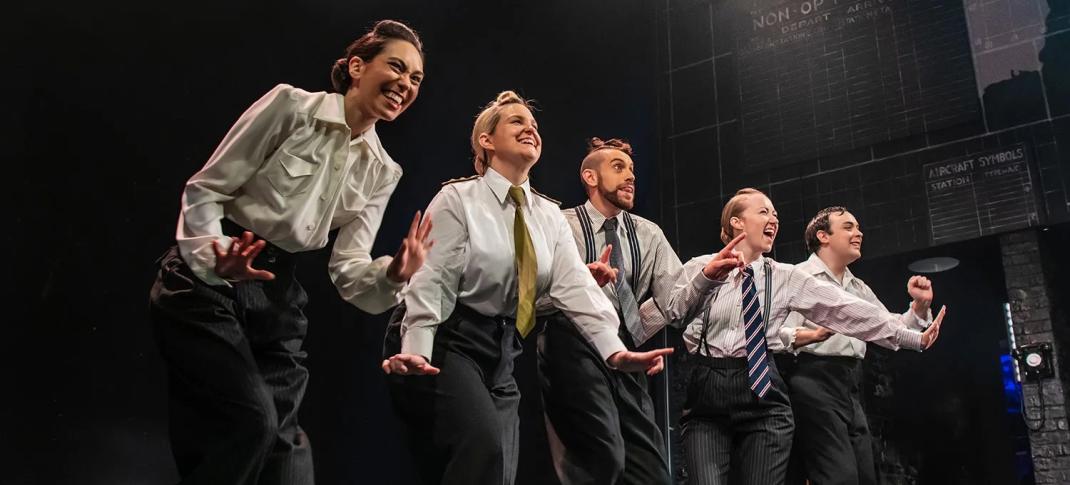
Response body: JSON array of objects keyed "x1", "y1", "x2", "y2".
[{"x1": 742, "y1": 266, "x2": 771, "y2": 398}]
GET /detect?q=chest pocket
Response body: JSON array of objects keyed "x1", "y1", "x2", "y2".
[{"x1": 266, "y1": 150, "x2": 319, "y2": 197}]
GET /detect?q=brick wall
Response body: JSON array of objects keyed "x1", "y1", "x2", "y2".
[{"x1": 1001, "y1": 229, "x2": 1070, "y2": 484}]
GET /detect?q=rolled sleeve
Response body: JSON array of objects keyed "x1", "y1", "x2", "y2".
[
  {"x1": 896, "y1": 326, "x2": 925, "y2": 351},
  {"x1": 660, "y1": 255, "x2": 726, "y2": 326}
]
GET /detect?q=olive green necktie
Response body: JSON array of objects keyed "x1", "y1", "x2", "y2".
[{"x1": 508, "y1": 186, "x2": 537, "y2": 337}]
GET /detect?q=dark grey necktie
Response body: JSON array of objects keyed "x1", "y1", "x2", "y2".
[{"x1": 602, "y1": 217, "x2": 642, "y2": 341}]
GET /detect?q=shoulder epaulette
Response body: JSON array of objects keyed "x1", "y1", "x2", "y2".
[
  {"x1": 530, "y1": 188, "x2": 562, "y2": 206},
  {"x1": 441, "y1": 175, "x2": 480, "y2": 186}
]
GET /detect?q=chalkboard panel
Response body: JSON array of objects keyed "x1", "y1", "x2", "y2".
[
  {"x1": 728, "y1": 0, "x2": 979, "y2": 170},
  {"x1": 923, "y1": 143, "x2": 1041, "y2": 245}
]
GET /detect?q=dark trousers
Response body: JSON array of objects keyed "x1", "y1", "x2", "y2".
[
  {"x1": 537, "y1": 313, "x2": 671, "y2": 485},
  {"x1": 785, "y1": 354, "x2": 876, "y2": 485},
  {"x1": 387, "y1": 304, "x2": 524, "y2": 485},
  {"x1": 149, "y1": 245, "x2": 313, "y2": 485},
  {"x1": 681, "y1": 355, "x2": 794, "y2": 485}
]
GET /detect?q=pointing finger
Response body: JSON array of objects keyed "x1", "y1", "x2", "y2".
[
  {"x1": 721, "y1": 232, "x2": 747, "y2": 254},
  {"x1": 600, "y1": 245, "x2": 612, "y2": 264}
]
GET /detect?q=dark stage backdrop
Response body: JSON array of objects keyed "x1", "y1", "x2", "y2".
[
  {"x1": 9, "y1": 2, "x2": 662, "y2": 483},
  {"x1": 656, "y1": 0, "x2": 1070, "y2": 482}
]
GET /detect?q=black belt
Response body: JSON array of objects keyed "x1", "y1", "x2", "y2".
[
  {"x1": 219, "y1": 218, "x2": 297, "y2": 268},
  {"x1": 689, "y1": 354, "x2": 747, "y2": 369},
  {"x1": 796, "y1": 352, "x2": 862, "y2": 366},
  {"x1": 453, "y1": 302, "x2": 517, "y2": 328}
]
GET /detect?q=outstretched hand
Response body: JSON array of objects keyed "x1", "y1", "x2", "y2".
[
  {"x1": 211, "y1": 231, "x2": 276, "y2": 282},
  {"x1": 587, "y1": 245, "x2": 619, "y2": 287},
  {"x1": 921, "y1": 305, "x2": 948, "y2": 350},
  {"x1": 702, "y1": 233, "x2": 747, "y2": 281},
  {"x1": 382, "y1": 353, "x2": 441, "y2": 376},
  {"x1": 387, "y1": 211, "x2": 434, "y2": 283},
  {"x1": 607, "y1": 347, "x2": 675, "y2": 376}
]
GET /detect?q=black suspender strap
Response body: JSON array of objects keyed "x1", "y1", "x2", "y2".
[
  {"x1": 573, "y1": 205, "x2": 597, "y2": 264},
  {"x1": 695, "y1": 259, "x2": 773, "y2": 357},
  {"x1": 574, "y1": 206, "x2": 644, "y2": 287},
  {"x1": 764, "y1": 258, "x2": 773, "y2": 324},
  {"x1": 622, "y1": 212, "x2": 642, "y2": 291}
]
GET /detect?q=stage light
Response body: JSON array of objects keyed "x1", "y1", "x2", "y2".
[{"x1": 907, "y1": 256, "x2": 960, "y2": 273}]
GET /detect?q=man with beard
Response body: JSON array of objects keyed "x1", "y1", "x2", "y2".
[
  {"x1": 537, "y1": 137, "x2": 680, "y2": 485},
  {"x1": 778, "y1": 207, "x2": 942, "y2": 485}
]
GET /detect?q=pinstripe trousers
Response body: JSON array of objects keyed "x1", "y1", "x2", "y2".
[
  {"x1": 149, "y1": 244, "x2": 313, "y2": 485},
  {"x1": 681, "y1": 355, "x2": 794, "y2": 485}
]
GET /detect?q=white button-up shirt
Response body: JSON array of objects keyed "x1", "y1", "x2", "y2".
[
  {"x1": 400, "y1": 168, "x2": 627, "y2": 361},
  {"x1": 177, "y1": 84, "x2": 404, "y2": 314},
  {"x1": 778, "y1": 253, "x2": 931, "y2": 358},
  {"x1": 661, "y1": 256, "x2": 927, "y2": 357}
]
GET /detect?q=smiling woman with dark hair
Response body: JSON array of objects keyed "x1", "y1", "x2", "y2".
[{"x1": 148, "y1": 19, "x2": 431, "y2": 485}]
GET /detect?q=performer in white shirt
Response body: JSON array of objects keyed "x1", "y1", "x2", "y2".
[
  {"x1": 779, "y1": 207, "x2": 944, "y2": 485},
  {"x1": 661, "y1": 188, "x2": 946, "y2": 485},
  {"x1": 382, "y1": 91, "x2": 672, "y2": 485},
  {"x1": 148, "y1": 20, "x2": 430, "y2": 485}
]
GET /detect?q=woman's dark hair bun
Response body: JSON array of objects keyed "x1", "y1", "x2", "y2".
[{"x1": 330, "y1": 19, "x2": 423, "y2": 93}]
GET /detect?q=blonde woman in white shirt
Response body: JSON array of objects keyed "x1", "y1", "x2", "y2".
[
  {"x1": 382, "y1": 91, "x2": 673, "y2": 485},
  {"x1": 149, "y1": 20, "x2": 432, "y2": 485},
  {"x1": 662, "y1": 188, "x2": 946, "y2": 485}
]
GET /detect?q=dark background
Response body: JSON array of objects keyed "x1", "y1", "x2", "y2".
[
  {"x1": 10, "y1": 1, "x2": 661, "y2": 483},
  {"x1": 10, "y1": 0, "x2": 1070, "y2": 483}
]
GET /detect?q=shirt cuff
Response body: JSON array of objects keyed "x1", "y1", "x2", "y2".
[
  {"x1": 896, "y1": 326, "x2": 925, "y2": 352},
  {"x1": 691, "y1": 268, "x2": 726, "y2": 293},
  {"x1": 380, "y1": 257, "x2": 407, "y2": 289},
  {"x1": 634, "y1": 300, "x2": 669, "y2": 347},
  {"x1": 400, "y1": 326, "x2": 436, "y2": 360},
  {"x1": 779, "y1": 327, "x2": 798, "y2": 352},
  {"x1": 184, "y1": 239, "x2": 233, "y2": 287},
  {"x1": 589, "y1": 332, "x2": 629, "y2": 363},
  {"x1": 910, "y1": 301, "x2": 933, "y2": 329}
]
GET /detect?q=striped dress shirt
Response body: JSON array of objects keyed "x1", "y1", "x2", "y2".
[
  {"x1": 661, "y1": 256, "x2": 926, "y2": 357},
  {"x1": 778, "y1": 253, "x2": 932, "y2": 357}
]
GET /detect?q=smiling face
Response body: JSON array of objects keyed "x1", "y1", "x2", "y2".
[
  {"x1": 479, "y1": 103, "x2": 542, "y2": 167},
  {"x1": 819, "y1": 210, "x2": 863, "y2": 263},
  {"x1": 349, "y1": 39, "x2": 424, "y2": 123},
  {"x1": 729, "y1": 193, "x2": 779, "y2": 255}
]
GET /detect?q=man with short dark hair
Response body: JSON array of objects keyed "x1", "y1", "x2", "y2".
[{"x1": 779, "y1": 207, "x2": 945, "y2": 485}]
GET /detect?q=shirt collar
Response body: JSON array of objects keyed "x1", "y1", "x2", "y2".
[
  {"x1": 484, "y1": 167, "x2": 532, "y2": 208},
  {"x1": 732, "y1": 257, "x2": 767, "y2": 281},
  {"x1": 583, "y1": 200, "x2": 624, "y2": 233},
  {"x1": 350, "y1": 124, "x2": 384, "y2": 164},
  {"x1": 315, "y1": 92, "x2": 348, "y2": 126},
  {"x1": 317, "y1": 93, "x2": 386, "y2": 165},
  {"x1": 805, "y1": 252, "x2": 855, "y2": 288},
  {"x1": 749, "y1": 258, "x2": 766, "y2": 279}
]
